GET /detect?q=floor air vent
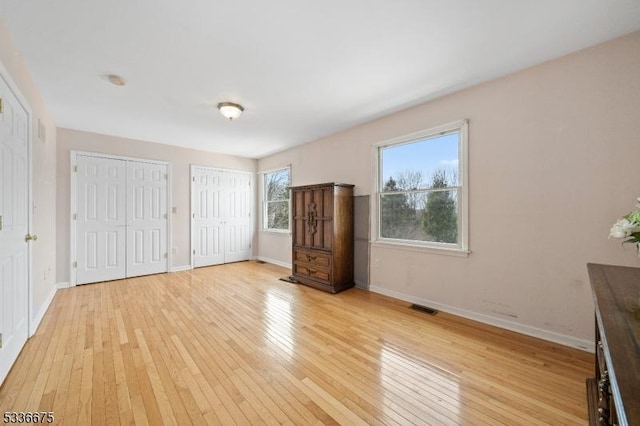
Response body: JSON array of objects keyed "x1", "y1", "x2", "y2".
[
  {"x1": 255, "y1": 260, "x2": 266, "y2": 264},
  {"x1": 410, "y1": 304, "x2": 438, "y2": 315}
]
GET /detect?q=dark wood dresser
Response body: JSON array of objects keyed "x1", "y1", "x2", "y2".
[
  {"x1": 586, "y1": 263, "x2": 640, "y2": 426},
  {"x1": 291, "y1": 183, "x2": 354, "y2": 293}
]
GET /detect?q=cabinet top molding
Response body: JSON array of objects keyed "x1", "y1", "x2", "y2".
[{"x1": 290, "y1": 182, "x2": 355, "y2": 190}]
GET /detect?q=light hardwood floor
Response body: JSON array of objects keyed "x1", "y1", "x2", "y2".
[{"x1": 0, "y1": 261, "x2": 593, "y2": 425}]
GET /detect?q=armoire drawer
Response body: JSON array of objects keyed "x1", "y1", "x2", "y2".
[
  {"x1": 292, "y1": 264, "x2": 332, "y2": 285},
  {"x1": 293, "y1": 249, "x2": 331, "y2": 268}
]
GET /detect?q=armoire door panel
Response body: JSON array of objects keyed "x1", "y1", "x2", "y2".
[{"x1": 292, "y1": 190, "x2": 305, "y2": 247}]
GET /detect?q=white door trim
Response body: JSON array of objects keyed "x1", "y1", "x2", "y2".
[
  {"x1": 0, "y1": 59, "x2": 34, "y2": 339},
  {"x1": 70, "y1": 151, "x2": 172, "y2": 286},
  {"x1": 190, "y1": 165, "x2": 254, "y2": 269}
]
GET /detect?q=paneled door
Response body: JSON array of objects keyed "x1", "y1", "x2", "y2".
[
  {"x1": 224, "y1": 171, "x2": 252, "y2": 263},
  {"x1": 127, "y1": 161, "x2": 168, "y2": 277},
  {"x1": 0, "y1": 71, "x2": 30, "y2": 384},
  {"x1": 192, "y1": 167, "x2": 224, "y2": 267},
  {"x1": 75, "y1": 155, "x2": 127, "y2": 284},
  {"x1": 74, "y1": 154, "x2": 169, "y2": 285},
  {"x1": 191, "y1": 166, "x2": 252, "y2": 267}
]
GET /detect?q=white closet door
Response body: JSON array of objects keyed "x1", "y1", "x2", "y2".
[
  {"x1": 76, "y1": 155, "x2": 127, "y2": 285},
  {"x1": 192, "y1": 167, "x2": 225, "y2": 267},
  {"x1": 224, "y1": 171, "x2": 252, "y2": 263},
  {"x1": 127, "y1": 161, "x2": 168, "y2": 278},
  {"x1": 192, "y1": 167, "x2": 252, "y2": 267},
  {"x1": 0, "y1": 75, "x2": 30, "y2": 384}
]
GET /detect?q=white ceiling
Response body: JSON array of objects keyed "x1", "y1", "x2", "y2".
[{"x1": 2, "y1": 1, "x2": 640, "y2": 159}]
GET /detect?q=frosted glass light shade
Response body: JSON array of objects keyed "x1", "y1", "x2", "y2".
[{"x1": 217, "y1": 102, "x2": 244, "y2": 120}]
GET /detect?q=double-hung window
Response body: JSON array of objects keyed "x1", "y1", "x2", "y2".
[
  {"x1": 375, "y1": 120, "x2": 468, "y2": 252},
  {"x1": 263, "y1": 167, "x2": 290, "y2": 232}
]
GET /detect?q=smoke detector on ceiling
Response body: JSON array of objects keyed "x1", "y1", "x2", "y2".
[{"x1": 107, "y1": 74, "x2": 126, "y2": 87}]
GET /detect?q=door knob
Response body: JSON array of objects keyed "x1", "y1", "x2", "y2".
[{"x1": 25, "y1": 233, "x2": 38, "y2": 242}]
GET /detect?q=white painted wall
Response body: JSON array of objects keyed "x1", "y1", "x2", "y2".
[
  {"x1": 56, "y1": 128, "x2": 257, "y2": 283},
  {"x1": 257, "y1": 31, "x2": 640, "y2": 348},
  {"x1": 0, "y1": 20, "x2": 58, "y2": 330}
]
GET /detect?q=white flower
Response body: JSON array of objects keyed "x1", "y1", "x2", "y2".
[
  {"x1": 609, "y1": 218, "x2": 636, "y2": 239},
  {"x1": 610, "y1": 198, "x2": 640, "y2": 255},
  {"x1": 609, "y1": 219, "x2": 631, "y2": 238}
]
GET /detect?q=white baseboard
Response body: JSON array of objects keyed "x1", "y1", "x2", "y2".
[
  {"x1": 369, "y1": 285, "x2": 594, "y2": 353},
  {"x1": 170, "y1": 265, "x2": 192, "y2": 273},
  {"x1": 354, "y1": 280, "x2": 369, "y2": 290},
  {"x1": 255, "y1": 256, "x2": 292, "y2": 269},
  {"x1": 57, "y1": 282, "x2": 70, "y2": 289},
  {"x1": 30, "y1": 284, "x2": 58, "y2": 337}
]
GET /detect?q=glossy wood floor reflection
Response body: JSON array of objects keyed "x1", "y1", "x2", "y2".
[{"x1": 0, "y1": 261, "x2": 593, "y2": 425}]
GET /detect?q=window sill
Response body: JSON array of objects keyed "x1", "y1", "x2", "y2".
[
  {"x1": 261, "y1": 229, "x2": 291, "y2": 235},
  {"x1": 371, "y1": 240, "x2": 470, "y2": 257}
]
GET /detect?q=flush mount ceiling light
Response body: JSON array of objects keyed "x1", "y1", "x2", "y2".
[
  {"x1": 107, "y1": 74, "x2": 126, "y2": 87},
  {"x1": 217, "y1": 102, "x2": 244, "y2": 120}
]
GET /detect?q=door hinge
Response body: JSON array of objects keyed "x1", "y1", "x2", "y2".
[
  {"x1": 73, "y1": 165, "x2": 77, "y2": 172},
  {"x1": 73, "y1": 261, "x2": 77, "y2": 268},
  {"x1": 192, "y1": 213, "x2": 195, "y2": 219},
  {"x1": 164, "y1": 213, "x2": 168, "y2": 219},
  {"x1": 0, "y1": 98, "x2": 3, "y2": 114},
  {"x1": 73, "y1": 213, "x2": 77, "y2": 220},
  {"x1": 0, "y1": 333, "x2": 2, "y2": 349},
  {"x1": 165, "y1": 173, "x2": 168, "y2": 180},
  {"x1": 164, "y1": 253, "x2": 168, "y2": 259},
  {"x1": 0, "y1": 215, "x2": 2, "y2": 231},
  {"x1": 193, "y1": 249, "x2": 196, "y2": 255},
  {"x1": 192, "y1": 176, "x2": 195, "y2": 182}
]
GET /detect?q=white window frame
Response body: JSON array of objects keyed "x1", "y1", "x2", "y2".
[
  {"x1": 261, "y1": 166, "x2": 291, "y2": 233},
  {"x1": 371, "y1": 119, "x2": 469, "y2": 256}
]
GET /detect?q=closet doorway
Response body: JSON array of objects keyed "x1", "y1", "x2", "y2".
[
  {"x1": 191, "y1": 166, "x2": 252, "y2": 268},
  {"x1": 71, "y1": 152, "x2": 170, "y2": 285}
]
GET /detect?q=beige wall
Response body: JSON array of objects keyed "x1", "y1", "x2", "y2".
[
  {"x1": 258, "y1": 31, "x2": 640, "y2": 348},
  {"x1": 56, "y1": 128, "x2": 256, "y2": 283},
  {"x1": 0, "y1": 20, "x2": 57, "y2": 329},
  {"x1": 6, "y1": 8, "x2": 639, "y2": 348}
]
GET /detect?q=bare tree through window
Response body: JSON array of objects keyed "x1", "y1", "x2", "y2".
[
  {"x1": 379, "y1": 128, "x2": 463, "y2": 246},
  {"x1": 264, "y1": 169, "x2": 290, "y2": 230}
]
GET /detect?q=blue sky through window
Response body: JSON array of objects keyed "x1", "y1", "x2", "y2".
[{"x1": 381, "y1": 132, "x2": 459, "y2": 188}]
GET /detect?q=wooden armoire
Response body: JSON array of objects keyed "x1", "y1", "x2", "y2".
[{"x1": 291, "y1": 183, "x2": 354, "y2": 293}]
